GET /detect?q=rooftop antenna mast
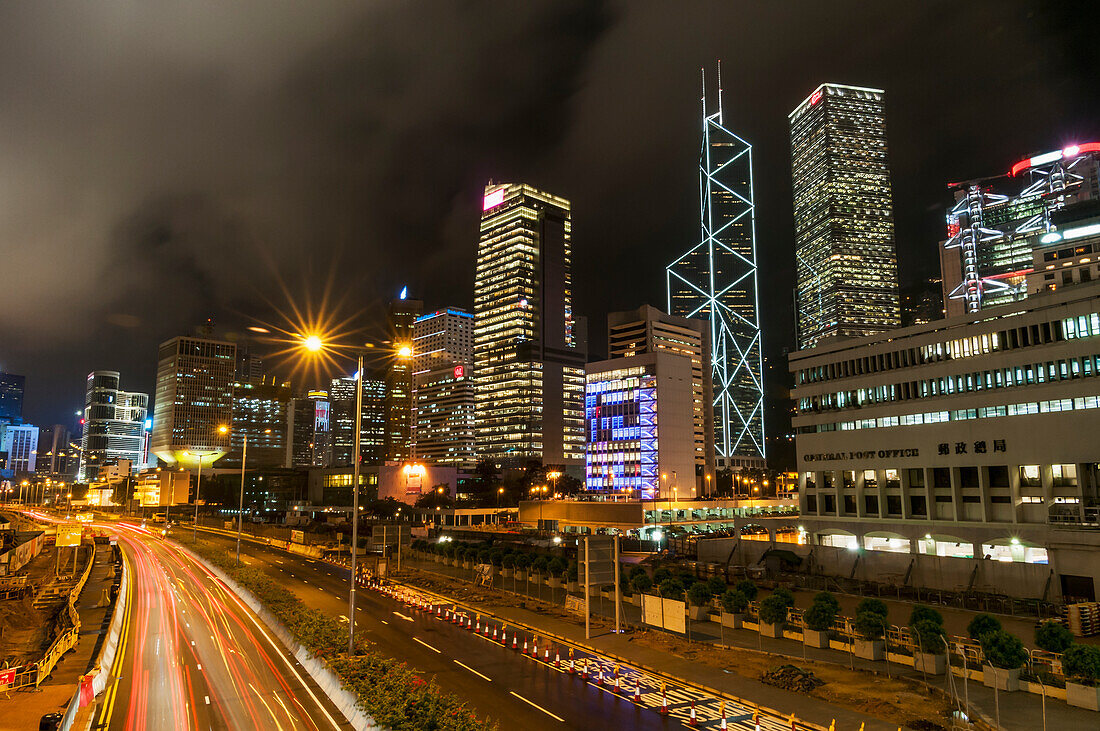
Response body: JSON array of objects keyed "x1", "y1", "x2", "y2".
[
  {"x1": 700, "y1": 66, "x2": 707, "y2": 124},
  {"x1": 716, "y1": 59, "x2": 723, "y2": 124}
]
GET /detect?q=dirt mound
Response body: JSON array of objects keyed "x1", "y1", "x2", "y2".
[
  {"x1": 904, "y1": 720, "x2": 946, "y2": 731},
  {"x1": 760, "y1": 664, "x2": 824, "y2": 692}
]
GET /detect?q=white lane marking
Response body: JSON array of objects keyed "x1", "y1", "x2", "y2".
[
  {"x1": 205, "y1": 696, "x2": 211, "y2": 705},
  {"x1": 197, "y1": 664, "x2": 202, "y2": 671},
  {"x1": 454, "y1": 660, "x2": 491, "y2": 681},
  {"x1": 381, "y1": 620, "x2": 389, "y2": 625},
  {"x1": 392, "y1": 611, "x2": 413, "y2": 622},
  {"x1": 508, "y1": 691, "x2": 565, "y2": 722},
  {"x1": 413, "y1": 638, "x2": 441, "y2": 654}
]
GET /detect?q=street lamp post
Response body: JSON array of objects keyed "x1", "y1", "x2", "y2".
[
  {"x1": 236, "y1": 432, "x2": 248, "y2": 567},
  {"x1": 348, "y1": 350, "x2": 364, "y2": 654}
]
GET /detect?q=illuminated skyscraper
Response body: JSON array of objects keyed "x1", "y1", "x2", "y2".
[
  {"x1": 790, "y1": 83, "x2": 901, "y2": 349},
  {"x1": 667, "y1": 66, "x2": 765, "y2": 465},
  {"x1": 384, "y1": 291, "x2": 422, "y2": 462},
  {"x1": 150, "y1": 336, "x2": 235, "y2": 468},
  {"x1": 474, "y1": 183, "x2": 585, "y2": 466},
  {"x1": 330, "y1": 375, "x2": 386, "y2": 466},
  {"x1": 413, "y1": 308, "x2": 475, "y2": 468},
  {"x1": 79, "y1": 370, "x2": 149, "y2": 481}
]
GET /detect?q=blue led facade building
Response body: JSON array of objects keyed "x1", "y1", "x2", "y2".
[{"x1": 667, "y1": 66, "x2": 765, "y2": 465}]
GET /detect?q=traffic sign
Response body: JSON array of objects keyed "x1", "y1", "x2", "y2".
[{"x1": 56, "y1": 523, "x2": 82, "y2": 547}]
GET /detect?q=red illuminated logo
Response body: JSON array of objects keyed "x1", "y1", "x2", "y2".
[
  {"x1": 454, "y1": 365, "x2": 464, "y2": 379},
  {"x1": 809, "y1": 89, "x2": 822, "y2": 106},
  {"x1": 483, "y1": 189, "x2": 505, "y2": 210}
]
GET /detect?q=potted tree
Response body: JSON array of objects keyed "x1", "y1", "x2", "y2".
[
  {"x1": 980, "y1": 630, "x2": 1027, "y2": 691},
  {"x1": 513, "y1": 553, "x2": 531, "y2": 581},
  {"x1": 532, "y1": 556, "x2": 550, "y2": 585},
  {"x1": 687, "y1": 582, "x2": 712, "y2": 621},
  {"x1": 967, "y1": 613, "x2": 1001, "y2": 641},
  {"x1": 706, "y1": 576, "x2": 727, "y2": 597},
  {"x1": 1062, "y1": 644, "x2": 1100, "y2": 710},
  {"x1": 565, "y1": 565, "x2": 579, "y2": 593},
  {"x1": 1035, "y1": 621, "x2": 1074, "y2": 654},
  {"x1": 548, "y1": 558, "x2": 566, "y2": 589},
  {"x1": 758, "y1": 593, "x2": 789, "y2": 637},
  {"x1": 658, "y1": 578, "x2": 684, "y2": 602},
  {"x1": 909, "y1": 604, "x2": 947, "y2": 675},
  {"x1": 501, "y1": 553, "x2": 515, "y2": 578},
  {"x1": 477, "y1": 548, "x2": 492, "y2": 567},
  {"x1": 852, "y1": 598, "x2": 889, "y2": 660},
  {"x1": 736, "y1": 579, "x2": 758, "y2": 602},
  {"x1": 802, "y1": 592, "x2": 839, "y2": 648},
  {"x1": 720, "y1": 589, "x2": 747, "y2": 629},
  {"x1": 432, "y1": 542, "x2": 445, "y2": 563},
  {"x1": 630, "y1": 573, "x2": 653, "y2": 605}
]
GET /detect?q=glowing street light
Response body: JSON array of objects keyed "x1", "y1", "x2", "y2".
[{"x1": 302, "y1": 334, "x2": 323, "y2": 352}]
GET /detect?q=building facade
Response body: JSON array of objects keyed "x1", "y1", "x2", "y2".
[
  {"x1": 790, "y1": 83, "x2": 901, "y2": 349},
  {"x1": 329, "y1": 375, "x2": 386, "y2": 466},
  {"x1": 384, "y1": 292, "x2": 422, "y2": 462},
  {"x1": 584, "y1": 352, "x2": 698, "y2": 500},
  {"x1": 940, "y1": 142, "x2": 1100, "y2": 317},
  {"x1": 78, "y1": 370, "x2": 149, "y2": 481},
  {"x1": 474, "y1": 183, "x2": 585, "y2": 466},
  {"x1": 287, "y1": 392, "x2": 331, "y2": 468},
  {"x1": 222, "y1": 379, "x2": 290, "y2": 468},
  {"x1": 668, "y1": 68, "x2": 764, "y2": 465},
  {"x1": 413, "y1": 307, "x2": 474, "y2": 374},
  {"x1": 413, "y1": 364, "x2": 476, "y2": 468},
  {"x1": 35, "y1": 424, "x2": 78, "y2": 480},
  {"x1": 150, "y1": 336, "x2": 235, "y2": 469},
  {"x1": 1, "y1": 423, "x2": 38, "y2": 473},
  {"x1": 791, "y1": 280, "x2": 1100, "y2": 600},
  {"x1": 607, "y1": 305, "x2": 715, "y2": 486}
]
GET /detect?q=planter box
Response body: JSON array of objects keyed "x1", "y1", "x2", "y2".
[
  {"x1": 548, "y1": 577, "x2": 563, "y2": 589},
  {"x1": 600, "y1": 589, "x2": 614, "y2": 600},
  {"x1": 566, "y1": 581, "x2": 579, "y2": 593},
  {"x1": 627, "y1": 594, "x2": 640, "y2": 606},
  {"x1": 914, "y1": 652, "x2": 946, "y2": 676},
  {"x1": 688, "y1": 605, "x2": 709, "y2": 621},
  {"x1": 1066, "y1": 682, "x2": 1100, "y2": 711},
  {"x1": 514, "y1": 571, "x2": 527, "y2": 582},
  {"x1": 853, "y1": 639, "x2": 885, "y2": 661},
  {"x1": 463, "y1": 561, "x2": 473, "y2": 570},
  {"x1": 803, "y1": 629, "x2": 830, "y2": 648},
  {"x1": 759, "y1": 621, "x2": 784, "y2": 638},
  {"x1": 983, "y1": 665, "x2": 1020, "y2": 692},
  {"x1": 502, "y1": 568, "x2": 513, "y2": 578},
  {"x1": 721, "y1": 612, "x2": 743, "y2": 629}
]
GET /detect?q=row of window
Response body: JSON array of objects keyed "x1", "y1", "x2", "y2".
[
  {"x1": 799, "y1": 354, "x2": 1100, "y2": 413},
  {"x1": 803, "y1": 464, "x2": 1080, "y2": 490},
  {"x1": 796, "y1": 310, "x2": 1100, "y2": 385},
  {"x1": 800, "y1": 395, "x2": 1100, "y2": 433}
]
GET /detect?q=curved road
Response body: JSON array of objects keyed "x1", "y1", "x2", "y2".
[{"x1": 93, "y1": 523, "x2": 349, "y2": 731}]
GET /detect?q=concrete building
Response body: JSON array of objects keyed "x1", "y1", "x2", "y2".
[
  {"x1": 474, "y1": 183, "x2": 586, "y2": 467},
  {"x1": 287, "y1": 392, "x2": 331, "y2": 468},
  {"x1": 607, "y1": 306, "x2": 715, "y2": 484},
  {"x1": 307, "y1": 462, "x2": 458, "y2": 507},
  {"x1": 790, "y1": 279, "x2": 1100, "y2": 601},
  {"x1": 222, "y1": 379, "x2": 290, "y2": 468},
  {"x1": 790, "y1": 83, "x2": 901, "y2": 349},
  {"x1": 584, "y1": 353, "x2": 699, "y2": 501},
  {"x1": 78, "y1": 370, "x2": 149, "y2": 481},
  {"x1": 151, "y1": 336, "x2": 235, "y2": 469},
  {"x1": 413, "y1": 308, "x2": 474, "y2": 375},
  {"x1": 1, "y1": 423, "x2": 38, "y2": 473},
  {"x1": 134, "y1": 467, "x2": 192, "y2": 507},
  {"x1": 412, "y1": 307, "x2": 476, "y2": 468}
]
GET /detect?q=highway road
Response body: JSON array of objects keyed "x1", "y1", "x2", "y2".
[
  {"x1": 195, "y1": 529, "x2": 802, "y2": 730},
  {"x1": 92, "y1": 522, "x2": 350, "y2": 731}
]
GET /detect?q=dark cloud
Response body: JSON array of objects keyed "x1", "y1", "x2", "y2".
[{"x1": 1, "y1": 1, "x2": 1098, "y2": 464}]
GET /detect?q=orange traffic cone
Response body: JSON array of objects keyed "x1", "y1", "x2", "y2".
[
  {"x1": 632, "y1": 676, "x2": 641, "y2": 703},
  {"x1": 689, "y1": 699, "x2": 697, "y2": 727},
  {"x1": 512, "y1": 633, "x2": 518, "y2": 650},
  {"x1": 659, "y1": 683, "x2": 668, "y2": 714}
]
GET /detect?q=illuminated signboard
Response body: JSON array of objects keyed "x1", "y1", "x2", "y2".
[
  {"x1": 809, "y1": 89, "x2": 823, "y2": 106},
  {"x1": 453, "y1": 365, "x2": 464, "y2": 379},
  {"x1": 483, "y1": 188, "x2": 505, "y2": 210}
]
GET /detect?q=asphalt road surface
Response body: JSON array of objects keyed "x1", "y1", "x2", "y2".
[
  {"x1": 92, "y1": 522, "x2": 351, "y2": 731},
  {"x1": 194, "y1": 529, "x2": 798, "y2": 730}
]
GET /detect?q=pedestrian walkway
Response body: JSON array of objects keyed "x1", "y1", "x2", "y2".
[
  {"x1": 0, "y1": 542, "x2": 119, "y2": 730},
  {"x1": 399, "y1": 556, "x2": 1097, "y2": 731}
]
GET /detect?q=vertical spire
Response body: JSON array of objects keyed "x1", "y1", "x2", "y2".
[
  {"x1": 716, "y1": 60, "x2": 723, "y2": 124},
  {"x1": 700, "y1": 66, "x2": 707, "y2": 125}
]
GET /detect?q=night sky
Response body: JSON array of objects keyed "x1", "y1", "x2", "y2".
[{"x1": 2, "y1": 2, "x2": 1098, "y2": 464}]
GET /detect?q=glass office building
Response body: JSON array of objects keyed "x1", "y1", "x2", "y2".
[{"x1": 790, "y1": 83, "x2": 901, "y2": 349}]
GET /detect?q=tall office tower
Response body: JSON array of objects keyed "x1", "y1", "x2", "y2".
[
  {"x1": 329, "y1": 375, "x2": 387, "y2": 466},
  {"x1": 78, "y1": 371, "x2": 149, "y2": 481},
  {"x1": 939, "y1": 142, "x2": 1100, "y2": 317},
  {"x1": 475, "y1": 183, "x2": 586, "y2": 466},
  {"x1": 384, "y1": 290, "x2": 422, "y2": 462},
  {"x1": 35, "y1": 424, "x2": 78, "y2": 480},
  {"x1": 667, "y1": 66, "x2": 765, "y2": 466},
  {"x1": 0, "y1": 423, "x2": 38, "y2": 473},
  {"x1": 412, "y1": 308, "x2": 475, "y2": 467},
  {"x1": 286, "y1": 391, "x2": 331, "y2": 468},
  {"x1": 790, "y1": 83, "x2": 901, "y2": 349},
  {"x1": 413, "y1": 308, "x2": 474, "y2": 374},
  {"x1": 223, "y1": 379, "x2": 291, "y2": 468},
  {"x1": 150, "y1": 335, "x2": 235, "y2": 469},
  {"x1": 607, "y1": 305, "x2": 716, "y2": 485},
  {"x1": 0, "y1": 372, "x2": 25, "y2": 423}
]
